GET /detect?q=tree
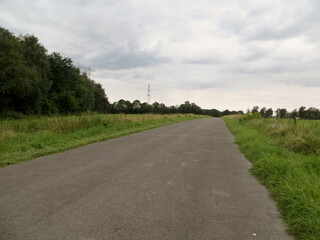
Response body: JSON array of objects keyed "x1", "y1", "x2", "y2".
[
  {"x1": 132, "y1": 100, "x2": 141, "y2": 114},
  {"x1": 251, "y1": 106, "x2": 259, "y2": 113},
  {"x1": 298, "y1": 106, "x2": 306, "y2": 119},
  {"x1": 19, "y1": 34, "x2": 51, "y2": 113},
  {"x1": 305, "y1": 107, "x2": 320, "y2": 120},
  {"x1": 152, "y1": 102, "x2": 160, "y2": 113},
  {"x1": 0, "y1": 27, "x2": 42, "y2": 114},
  {"x1": 159, "y1": 103, "x2": 168, "y2": 114},
  {"x1": 276, "y1": 108, "x2": 288, "y2": 119},
  {"x1": 191, "y1": 102, "x2": 202, "y2": 114},
  {"x1": 0, "y1": 26, "x2": 110, "y2": 115},
  {"x1": 265, "y1": 108, "x2": 273, "y2": 118},
  {"x1": 260, "y1": 107, "x2": 267, "y2": 117},
  {"x1": 140, "y1": 102, "x2": 152, "y2": 113},
  {"x1": 93, "y1": 83, "x2": 109, "y2": 113},
  {"x1": 178, "y1": 101, "x2": 192, "y2": 114},
  {"x1": 116, "y1": 99, "x2": 128, "y2": 113},
  {"x1": 47, "y1": 52, "x2": 82, "y2": 113}
]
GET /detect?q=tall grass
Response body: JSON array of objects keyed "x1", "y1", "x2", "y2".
[
  {"x1": 0, "y1": 113, "x2": 207, "y2": 167},
  {"x1": 0, "y1": 114, "x2": 170, "y2": 136},
  {"x1": 223, "y1": 116, "x2": 320, "y2": 240},
  {"x1": 238, "y1": 115, "x2": 320, "y2": 155}
]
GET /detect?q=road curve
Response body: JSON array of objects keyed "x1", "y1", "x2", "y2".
[{"x1": 0, "y1": 118, "x2": 292, "y2": 240}]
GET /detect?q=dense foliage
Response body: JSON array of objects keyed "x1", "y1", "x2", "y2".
[{"x1": 0, "y1": 27, "x2": 109, "y2": 115}]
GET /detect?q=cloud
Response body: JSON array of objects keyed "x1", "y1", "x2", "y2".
[
  {"x1": 218, "y1": 0, "x2": 320, "y2": 42},
  {"x1": 88, "y1": 42, "x2": 167, "y2": 70},
  {"x1": 183, "y1": 56, "x2": 223, "y2": 65},
  {"x1": 1, "y1": 0, "x2": 320, "y2": 110}
]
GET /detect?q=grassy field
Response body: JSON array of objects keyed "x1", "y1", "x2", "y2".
[
  {"x1": 0, "y1": 113, "x2": 207, "y2": 167},
  {"x1": 223, "y1": 115, "x2": 320, "y2": 240}
]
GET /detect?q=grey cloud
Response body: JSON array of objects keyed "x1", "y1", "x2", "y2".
[
  {"x1": 183, "y1": 57, "x2": 222, "y2": 65},
  {"x1": 90, "y1": 44, "x2": 167, "y2": 70},
  {"x1": 225, "y1": 59, "x2": 308, "y2": 74},
  {"x1": 228, "y1": 65, "x2": 285, "y2": 74},
  {"x1": 132, "y1": 73, "x2": 154, "y2": 80},
  {"x1": 246, "y1": 22, "x2": 315, "y2": 41},
  {"x1": 240, "y1": 48, "x2": 269, "y2": 62},
  {"x1": 218, "y1": 1, "x2": 320, "y2": 42},
  {"x1": 284, "y1": 77, "x2": 320, "y2": 87}
]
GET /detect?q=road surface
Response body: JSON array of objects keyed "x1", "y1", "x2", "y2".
[{"x1": 0, "y1": 118, "x2": 292, "y2": 240}]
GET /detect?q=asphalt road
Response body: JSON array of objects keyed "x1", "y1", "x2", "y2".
[{"x1": 0, "y1": 118, "x2": 292, "y2": 240}]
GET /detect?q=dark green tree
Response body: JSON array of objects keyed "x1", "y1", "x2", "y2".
[
  {"x1": 132, "y1": 100, "x2": 141, "y2": 114},
  {"x1": 93, "y1": 83, "x2": 109, "y2": 113},
  {"x1": 265, "y1": 108, "x2": 273, "y2": 118},
  {"x1": 251, "y1": 106, "x2": 259, "y2": 113},
  {"x1": 0, "y1": 28, "x2": 43, "y2": 114},
  {"x1": 276, "y1": 108, "x2": 288, "y2": 119},
  {"x1": 298, "y1": 106, "x2": 306, "y2": 119}
]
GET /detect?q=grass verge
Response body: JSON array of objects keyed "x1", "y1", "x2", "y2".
[
  {"x1": 0, "y1": 113, "x2": 208, "y2": 167},
  {"x1": 223, "y1": 116, "x2": 320, "y2": 240}
]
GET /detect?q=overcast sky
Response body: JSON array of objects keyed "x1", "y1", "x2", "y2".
[{"x1": 1, "y1": 0, "x2": 320, "y2": 111}]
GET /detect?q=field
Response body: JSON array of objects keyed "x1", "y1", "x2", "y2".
[
  {"x1": 0, "y1": 113, "x2": 207, "y2": 167},
  {"x1": 223, "y1": 116, "x2": 320, "y2": 240}
]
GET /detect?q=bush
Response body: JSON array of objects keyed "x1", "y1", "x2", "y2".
[{"x1": 239, "y1": 112, "x2": 262, "y2": 121}]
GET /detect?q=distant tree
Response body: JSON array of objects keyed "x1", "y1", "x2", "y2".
[
  {"x1": 140, "y1": 102, "x2": 152, "y2": 113},
  {"x1": 265, "y1": 108, "x2": 273, "y2": 118},
  {"x1": 159, "y1": 103, "x2": 168, "y2": 114},
  {"x1": 206, "y1": 109, "x2": 222, "y2": 117},
  {"x1": 152, "y1": 102, "x2": 160, "y2": 113},
  {"x1": 276, "y1": 108, "x2": 288, "y2": 119},
  {"x1": 260, "y1": 107, "x2": 267, "y2": 117},
  {"x1": 298, "y1": 106, "x2": 306, "y2": 119},
  {"x1": 251, "y1": 106, "x2": 259, "y2": 113},
  {"x1": 191, "y1": 102, "x2": 202, "y2": 114},
  {"x1": 168, "y1": 105, "x2": 177, "y2": 114},
  {"x1": 116, "y1": 99, "x2": 128, "y2": 113},
  {"x1": 178, "y1": 101, "x2": 191, "y2": 114},
  {"x1": 305, "y1": 107, "x2": 320, "y2": 120},
  {"x1": 222, "y1": 109, "x2": 230, "y2": 115}
]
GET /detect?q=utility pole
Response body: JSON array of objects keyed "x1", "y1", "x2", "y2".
[
  {"x1": 147, "y1": 85, "x2": 151, "y2": 104},
  {"x1": 78, "y1": 64, "x2": 92, "y2": 79}
]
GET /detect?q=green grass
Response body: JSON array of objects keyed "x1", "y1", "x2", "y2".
[
  {"x1": 0, "y1": 113, "x2": 208, "y2": 167},
  {"x1": 223, "y1": 116, "x2": 320, "y2": 240}
]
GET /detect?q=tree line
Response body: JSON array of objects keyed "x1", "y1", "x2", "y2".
[
  {"x1": 0, "y1": 27, "x2": 243, "y2": 118},
  {"x1": 108, "y1": 99, "x2": 243, "y2": 117},
  {"x1": 249, "y1": 106, "x2": 320, "y2": 120},
  {"x1": 0, "y1": 27, "x2": 109, "y2": 115}
]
